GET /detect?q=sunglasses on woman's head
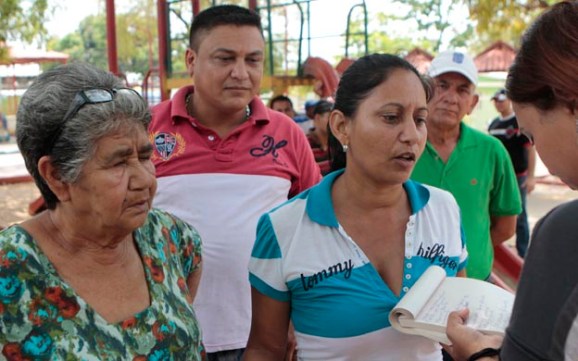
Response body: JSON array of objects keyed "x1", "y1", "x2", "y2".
[
  {"x1": 49, "y1": 88, "x2": 143, "y2": 152},
  {"x1": 61, "y1": 88, "x2": 142, "y2": 123}
]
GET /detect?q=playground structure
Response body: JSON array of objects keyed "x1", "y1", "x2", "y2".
[
  {"x1": 2, "y1": 1, "x2": 518, "y2": 113},
  {"x1": 0, "y1": 48, "x2": 69, "y2": 115},
  {"x1": 137, "y1": 0, "x2": 369, "y2": 103}
]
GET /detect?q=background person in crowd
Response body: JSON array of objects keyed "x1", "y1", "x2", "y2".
[
  {"x1": 148, "y1": 5, "x2": 321, "y2": 360},
  {"x1": 0, "y1": 111, "x2": 9, "y2": 142},
  {"x1": 304, "y1": 99, "x2": 319, "y2": 121},
  {"x1": 269, "y1": 95, "x2": 312, "y2": 133},
  {"x1": 243, "y1": 53, "x2": 467, "y2": 361},
  {"x1": 411, "y1": 50, "x2": 521, "y2": 281},
  {"x1": 298, "y1": 99, "x2": 318, "y2": 133},
  {"x1": 0, "y1": 62, "x2": 203, "y2": 360},
  {"x1": 269, "y1": 95, "x2": 296, "y2": 118},
  {"x1": 307, "y1": 99, "x2": 333, "y2": 175},
  {"x1": 488, "y1": 88, "x2": 536, "y2": 258},
  {"x1": 445, "y1": 2, "x2": 578, "y2": 360}
]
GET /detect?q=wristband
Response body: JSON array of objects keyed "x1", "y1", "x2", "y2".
[{"x1": 467, "y1": 347, "x2": 501, "y2": 361}]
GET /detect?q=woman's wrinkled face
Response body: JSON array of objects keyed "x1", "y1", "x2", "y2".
[
  {"x1": 68, "y1": 124, "x2": 157, "y2": 234},
  {"x1": 341, "y1": 68, "x2": 428, "y2": 185},
  {"x1": 513, "y1": 102, "x2": 578, "y2": 189}
]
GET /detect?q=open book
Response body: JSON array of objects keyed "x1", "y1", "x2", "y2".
[{"x1": 389, "y1": 265, "x2": 515, "y2": 345}]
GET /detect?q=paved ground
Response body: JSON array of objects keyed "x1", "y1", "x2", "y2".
[{"x1": 527, "y1": 182, "x2": 576, "y2": 227}]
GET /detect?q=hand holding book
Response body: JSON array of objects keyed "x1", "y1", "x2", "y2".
[{"x1": 388, "y1": 265, "x2": 515, "y2": 345}]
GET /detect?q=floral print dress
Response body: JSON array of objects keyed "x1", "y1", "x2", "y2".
[{"x1": 0, "y1": 208, "x2": 203, "y2": 361}]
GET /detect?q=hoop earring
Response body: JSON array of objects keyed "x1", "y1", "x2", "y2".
[{"x1": 342, "y1": 144, "x2": 349, "y2": 153}]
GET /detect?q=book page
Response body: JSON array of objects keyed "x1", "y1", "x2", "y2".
[
  {"x1": 416, "y1": 277, "x2": 513, "y2": 334},
  {"x1": 389, "y1": 266, "x2": 515, "y2": 345},
  {"x1": 389, "y1": 265, "x2": 447, "y2": 322}
]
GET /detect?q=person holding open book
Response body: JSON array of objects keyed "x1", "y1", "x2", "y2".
[
  {"x1": 243, "y1": 53, "x2": 468, "y2": 360},
  {"x1": 445, "y1": 2, "x2": 578, "y2": 360}
]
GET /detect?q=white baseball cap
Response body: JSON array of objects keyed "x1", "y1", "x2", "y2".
[{"x1": 428, "y1": 50, "x2": 478, "y2": 85}]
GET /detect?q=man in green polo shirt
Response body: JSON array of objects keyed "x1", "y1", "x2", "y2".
[{"x1": 412, "y1": 50, "x2": 521, "y2": 280}]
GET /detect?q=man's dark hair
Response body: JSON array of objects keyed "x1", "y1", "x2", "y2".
[
  {"x1": 269, "y1": 95, "x2": 293, "y2": 109},
  {"x1": 313, "y1": 100, "x2": 333, "y2": 115},
  {"x1": 189, "y1": 5, "x2": 263, "y2": 50}
]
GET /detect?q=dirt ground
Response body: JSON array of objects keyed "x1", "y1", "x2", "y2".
[{"x1": 0, "y1": 181, "x2": 40, "y2": 228}]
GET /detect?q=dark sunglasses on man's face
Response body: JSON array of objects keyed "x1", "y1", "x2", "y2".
[{"x1": 50, "y1": 88, "x2": 143, "y2": 151}]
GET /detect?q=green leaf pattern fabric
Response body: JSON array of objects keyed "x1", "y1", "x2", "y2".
[{"x1": 0, "y1": 208, "x2": 203, "y2": 361}]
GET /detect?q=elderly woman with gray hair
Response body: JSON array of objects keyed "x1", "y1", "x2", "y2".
[{"x1": 0, "y1": 63, "x2": 204, "y2": 360}]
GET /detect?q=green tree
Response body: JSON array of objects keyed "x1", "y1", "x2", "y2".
[
  {"x1": 468, "y1": 0, "x2": 559, "y2": 48},
  {"x1": 0, "y1": 0, "x2": 50, "y2": 61},
  {"x1": 49, "y1": 0, "x2": 158, "y2": 78},
  {"x1": 80, "y1": 15, "x2": 109, "y2": 68},
  {"x1": 391, "y1": 0, "x2": 561, "y2": 53},
  {"x1": 50, "y1": 14, "x2": 108, "y2": 69},
  {"x1": 343, "y1": 12, "x2": 434, "y2": 59},
  {"x1": 390, "y1": 0, "x2": 463, "y2": 53},
  {"x1": 117, "y1": 0, "x2": 159, "y2": 76},
  {"x1": 165, "y1": 0, "x2": 192, "y2": 76}
]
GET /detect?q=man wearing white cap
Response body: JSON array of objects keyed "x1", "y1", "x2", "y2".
[{"x1": 411, "y1": 50, "x2": 521, "y2": 281}]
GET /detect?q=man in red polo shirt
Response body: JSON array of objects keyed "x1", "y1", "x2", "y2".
[{"x1": 148, "y1": 5, "x2": 321, "y2": 360}]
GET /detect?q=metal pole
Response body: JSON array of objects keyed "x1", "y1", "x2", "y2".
[
  {"x1": 362, "y1": 0, "x2": 368, "y2": 55},
  {"x1": 157, "y1": 0, "x2": 170, "y2": 100},
  {"x1": 105, "y1": 0, "x2": 119, "y2": 74},
  {"x1": 192, "y1": 0, "x2": 201, "y2": 16},
  {"x1": 266, "y1": 0, "x2": 274, "y2": 76}
]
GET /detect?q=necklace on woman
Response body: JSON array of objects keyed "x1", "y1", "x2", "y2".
[{"x1": 185, "y1": 93, "x2": 251, "y2": 121}]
